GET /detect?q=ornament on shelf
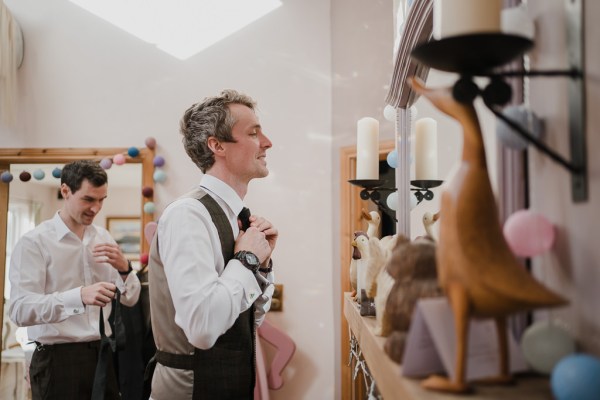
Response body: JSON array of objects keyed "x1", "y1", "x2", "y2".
[{"x1": 52, "y1": 168, "x2": 62, "y2": 178}]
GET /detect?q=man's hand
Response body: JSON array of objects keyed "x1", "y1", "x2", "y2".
[
  {"x1": 247, "y1": 215, "x2": 278, "y2": 252},
  {"x1": 81, "y1": 282, "x2": 116, "y2": 307},
  {"x1": 235, "y1": 227, "x2": 272, "y2": 264},
  {"x1": 93, "y1": 243, "x2": 129, "y2": 273}
]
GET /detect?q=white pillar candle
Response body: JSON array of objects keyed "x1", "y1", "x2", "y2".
[
  {"x1": 356, "y1": 117, "x2": 380, "y2": 180},
  {"x1": 433, "y1": 0, "x2": 502, "y2": 40},
  {"x1": 414, "y1": 117, "x2": 438, "y2": 180}
]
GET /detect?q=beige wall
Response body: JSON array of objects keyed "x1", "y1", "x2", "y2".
[{"x1": 526, "y1": 0, "x2": 600, "y2": 354}]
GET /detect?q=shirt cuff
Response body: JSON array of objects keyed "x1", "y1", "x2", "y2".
[
  {"x1": 223, "y1": 260, "x2": 263, "y2": 306},
  {"x1": 63, "y1": 286, "x2": 85, "y2": 316}
]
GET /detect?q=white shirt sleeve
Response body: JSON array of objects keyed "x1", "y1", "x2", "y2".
[
  {"x1": 253, "y1": 271, "x2": 275, "y2": 327},
  {"x1": 158, "y1": 199, "x2": 263, "y2": 350},
  {"x1": 9, "y1": 236, "x2": 84, "y2": 327}
]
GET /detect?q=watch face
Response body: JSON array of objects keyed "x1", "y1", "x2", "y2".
[{"x1": 245, "y1": 252, "x2": 259, "y2": 266}]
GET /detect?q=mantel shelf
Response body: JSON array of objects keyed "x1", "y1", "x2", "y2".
[{"x1": 343, "y1": 293, "x2": 552, "y2": 400}]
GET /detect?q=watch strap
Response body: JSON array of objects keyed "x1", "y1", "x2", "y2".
[
  {"x1": 119, "y1": 260, "x2": 133, "y2": 276},
  {"x1": 258, "y1": 259, "x2": 273, "y2": 274}
]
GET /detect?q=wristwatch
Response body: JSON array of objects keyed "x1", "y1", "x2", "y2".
[{"x1": 233, "y1": 251, "x2": 260, "y2": 274}]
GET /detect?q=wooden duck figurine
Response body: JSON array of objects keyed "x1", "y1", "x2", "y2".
[{"x1": 409, "y1": 77, "x2": 568, "y2": 394}]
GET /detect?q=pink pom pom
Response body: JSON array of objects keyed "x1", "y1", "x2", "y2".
[
  {"x1": 113, "y1": 154, "x2": 126, "y2": 165},
  {"x1": 503, "y1": 209, "x2": 555, "y2": 257},
  {"x1": 140, "y1": 253, "x2": 149, "y2": 265},
  {"x1": 144, "y1": 222, "x2": 158, "y2": 245},
  {"x1": 145, "y1": 137, "x2": 156, "y2": 150}
]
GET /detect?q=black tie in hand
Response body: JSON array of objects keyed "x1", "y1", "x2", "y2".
[{"x1": 238, "y1": 207, "x2": 251, "y2": 231}]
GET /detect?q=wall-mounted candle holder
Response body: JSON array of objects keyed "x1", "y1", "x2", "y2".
[
  {"x1": 349, "y1": 179, "x2": 398, "y2": 222},
  {"x1": 411, "y1": 179, "x2": 443, "y2": 204},
  {"x1": 349, "y1": 178, "x2": 443, "y2": 222},
  {"x1": 410, "y1": 0, "x2": 586, "y2": 201}
]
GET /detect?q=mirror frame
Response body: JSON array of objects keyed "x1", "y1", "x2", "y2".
[{"x1": 0, "y1": 147, "x2": 155, "y2": 372}]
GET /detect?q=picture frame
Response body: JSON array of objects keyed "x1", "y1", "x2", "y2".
[{"x1": 106, "y1": 216, "x2": 141, "y2": 260}]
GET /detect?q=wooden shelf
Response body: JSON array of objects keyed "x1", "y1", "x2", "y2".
[{"x1": 343, "y1": 293, "x2": 553, "y2": 400}]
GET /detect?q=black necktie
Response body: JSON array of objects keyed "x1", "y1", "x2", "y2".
[
  {"x1": 238, "y1": 207, "x2": 251, "y2": 231},
  {"x1": 92, "y1": 289, "x2": 124, "y2": 400}
]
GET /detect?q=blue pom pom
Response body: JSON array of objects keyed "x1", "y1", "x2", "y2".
[
  {"x1": 386, "y1": 150, "x2": 398, "y2": 168},
  {"x1": 33, "y1": 169, "x2": 45, "y2": 180},
  {"x1": 1, "y1": 171, "x2": 14, "y2": 183},
  {"x1": 143, "y1": 202, "x2": 156, "y2": 214},
  {"x1": 128, "y1": 147, "x2": 140, "y2": 158},
  {"x1": 52, "y1": 168, "x2": 62, "y2": 179},
  {"x1": 551, "y1": 354, "x2": 600, "y2": 400},
  {"x1": 153, "y1": 169, "x2": 167, "y2": 183}
]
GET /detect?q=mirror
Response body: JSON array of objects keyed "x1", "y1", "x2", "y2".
[{"x1": 0, "y1": 147, "x2": 155, "y2": 390}]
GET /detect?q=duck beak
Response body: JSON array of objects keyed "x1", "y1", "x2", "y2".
[
  {"x1": 361, "y1": 209, "x2": 371, "y2": 220},
  {"x1": 433, "y1": 212, "x2": 440, "y2": 222}
]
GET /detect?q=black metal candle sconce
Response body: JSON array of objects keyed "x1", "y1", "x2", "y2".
[
  {"x1": 410, "y1": 0, "x2": 587, "y2": 202},
  {"x1": 348, "y1": 179, "x2": 398, "y2": 222},
  {"x1": 349, "y1": 179, "x2": 443, "y2": 223},
  {"x1": 411, "y1": 179, "x2": 443, "y2": 204}
]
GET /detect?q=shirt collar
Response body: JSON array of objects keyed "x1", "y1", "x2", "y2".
[
  {"x1": 200, "y1": 174, "x2": 245, "y2": 216},
  {"x1": 53, "y1": 211, "x2": 98, "y2": 241}
]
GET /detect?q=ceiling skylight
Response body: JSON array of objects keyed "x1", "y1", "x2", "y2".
[{"x1": 70, "y1": 0, "x2": 282, "y2": 60}]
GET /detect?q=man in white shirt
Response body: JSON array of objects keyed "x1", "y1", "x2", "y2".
[
  {"x1": 148, "y1": 89, "x2": 277, "y2": 399},
  {"x1": 9, "y1": 160, "x2": 141, "y2": 400}
]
